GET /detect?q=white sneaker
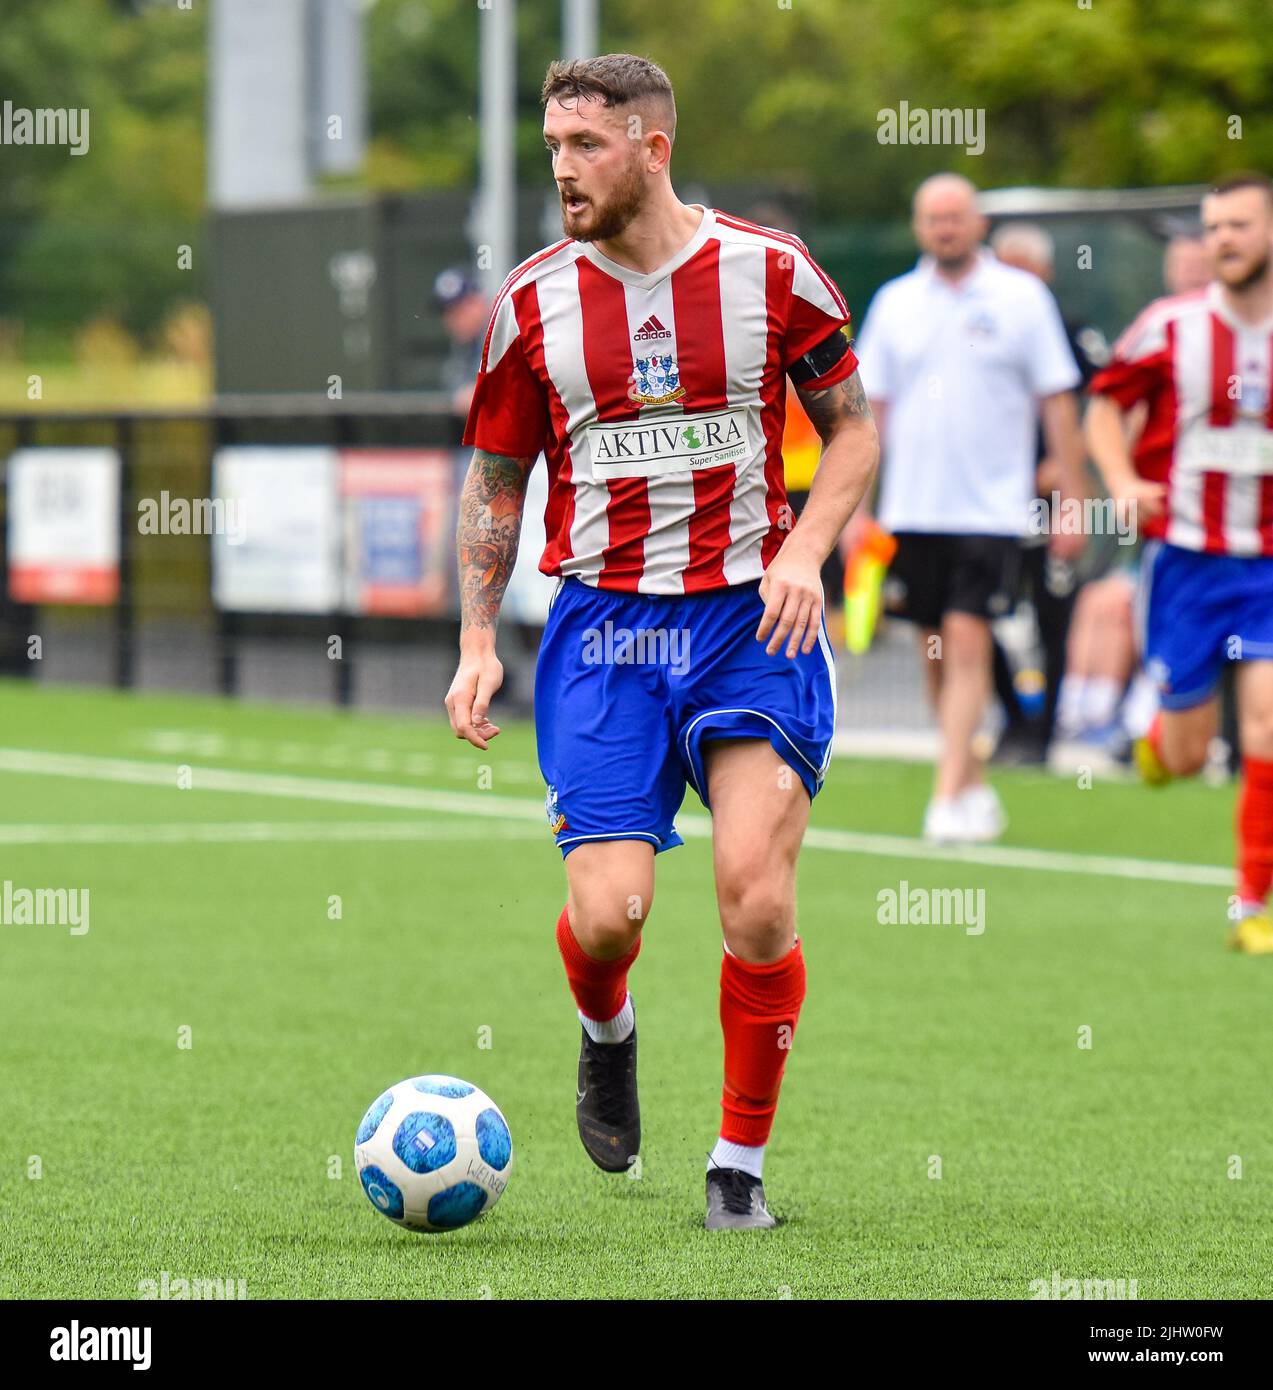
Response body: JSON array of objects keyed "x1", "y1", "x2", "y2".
[
  {"x1": 923, "y1": 797, "x2": 970, "y2": 844},
  {"x1": 957, "y1": 784, "x2": 1006, "y2": 842}
]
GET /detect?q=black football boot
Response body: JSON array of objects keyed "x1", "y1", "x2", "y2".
[
  {"x1": 575, "y1": 1003, "x2": 640, "y2": 1172},
  {"x1": 704, "y1": 1164, "x2": 779, "y2": 1230}
]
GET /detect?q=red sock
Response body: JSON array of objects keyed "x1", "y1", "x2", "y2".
[
  {"x1": 719, "y1": 939, "x2": 807, "y2": 1147},
  {"x1": 1237, "y1": 756, "x2": 1273, "y2": 907},
  {"x1": 555, "y1": 906, "x2": 640, "y2": 1022}
]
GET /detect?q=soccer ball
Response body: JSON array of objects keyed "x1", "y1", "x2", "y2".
[{"x1": 354, "y1": 1075, "x2": 513, "y2": 1232}]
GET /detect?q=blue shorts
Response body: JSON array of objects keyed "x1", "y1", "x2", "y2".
[
  {"x1": 1137, "y1": 541, "x2": 1273, "y2": 710},
  {"x1": 534, "y1": 577, "x2": 837, "y2": 857}
]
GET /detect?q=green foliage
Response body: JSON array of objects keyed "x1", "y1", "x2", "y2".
[
  {"x1": 360, "y1": 0, "x2": 1271, "y2": 213},
  {"x1": 1, "y1": 0, "x2": 1269, "y2": 349},
  {"x1": 0, "y1": 0, "x2": 205, "y2": 339}
]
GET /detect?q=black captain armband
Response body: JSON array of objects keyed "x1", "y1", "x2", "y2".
[{"x1": 788, "y1": 327, "x2": 854, "y2": 386}]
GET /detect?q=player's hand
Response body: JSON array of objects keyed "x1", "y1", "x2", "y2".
[
  {"x1": 756, "y1": 546, "x2": 823, "y2": 659},
  {"x1": 1111, "y1": 476, "x2": 1167, "y2": 532},
  {"x1": 1035, "y1": 457, "x2": 1062, "y2": 495},
  {"x1": 445, "y1": 643, "x2": 504, "y2": 750}
]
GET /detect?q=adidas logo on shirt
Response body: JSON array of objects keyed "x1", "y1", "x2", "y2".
[{"x1": 633, "y1": 315, "x2": 672, "y2": 341}]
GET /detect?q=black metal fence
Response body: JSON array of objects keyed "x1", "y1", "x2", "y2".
[{"x1": 0, "y1": 397, "x2": 527, "y2": 715}]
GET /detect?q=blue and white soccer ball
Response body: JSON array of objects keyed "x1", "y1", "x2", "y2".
[{"x1": 354, "y1": 1075, "x2": 513, "y2": 1232}]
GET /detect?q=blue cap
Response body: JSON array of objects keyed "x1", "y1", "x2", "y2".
[{"x1": 433, "y1": 267, "x2": 481, "y2": 308}]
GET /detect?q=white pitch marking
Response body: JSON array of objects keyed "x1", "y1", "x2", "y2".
[
  {"x1": 129, "y1": 730, "x2": 535, "y2": 781},
  {"x1": 0, "y1": 747, "x2": 1229, "y2": 888},
  {"x1": 0, "y1": 821, "x2": 543, "y2": 845}
]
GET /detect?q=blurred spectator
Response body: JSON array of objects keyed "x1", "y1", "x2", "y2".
[
  {"x1": 1162, "y1": 231, "x2": 1211, "y2": 295},
  {"x1": 434, "y1": 267, "x2": 489, "y2": 433},
  {"x1": 854, "y1": 174, "x2": 1085, "y2": 843},
  {"x1": 986, "y1": 221, "x2": 1108, "y2": 764}
]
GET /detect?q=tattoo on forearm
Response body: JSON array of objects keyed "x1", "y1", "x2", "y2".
[
  {"x1": 797, "y1": 368, "x2": 873, "y2": 440},
  {"x1": 457, "y1": 449, "x2": 534, "y2": 633}
]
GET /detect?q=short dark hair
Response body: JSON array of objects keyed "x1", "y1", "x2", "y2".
[
  {"x1": 1207, "y1": 171, "x2": 1273, "y2": 206},
  {"x1": 541, "y1": 53, "x2": 676, "y2": 143}
]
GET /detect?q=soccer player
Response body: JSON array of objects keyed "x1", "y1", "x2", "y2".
[
  {"x1": 1085, "y1": 173, "x2": 1273, "y2": 953},
  {"x1": 444, "y1": 54, "x2": 878, "y2": 1228}
]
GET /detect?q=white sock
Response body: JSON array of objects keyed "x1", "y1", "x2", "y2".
[
  {"x1": 1081, "y1": 676, "x2": 1122, "y2": 728},
  {"x1": 1057, "y1": 676, "x2": 1086, "y2": 735},
  {"x1": 579, "y1": 992, "x2": 634, "y2": 1044},
  {"x1": 1121, "y1": 673, "x2": 1159, "y2": 738},
  {"x1": 708, "y1": 1137, "x2": 765, "y2": 1180}
]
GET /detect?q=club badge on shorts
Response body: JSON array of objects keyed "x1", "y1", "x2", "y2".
[{"x1": 545, "y1": 784, "x2": 568, "y2": 835}]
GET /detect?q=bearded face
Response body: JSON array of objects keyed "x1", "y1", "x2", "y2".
[
  {"x1": 1204, "y1": 187, "x2": 1273, "y2": 294},
  {"x1": 559, "y1": 145, "x2": 648, "y2": 243}
]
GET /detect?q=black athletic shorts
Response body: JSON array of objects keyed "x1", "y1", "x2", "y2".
[{"x1": 882, "y1": 532, "x2": 1021, "y2": 629}]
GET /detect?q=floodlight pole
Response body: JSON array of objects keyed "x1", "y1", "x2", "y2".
[
  {"x1": 563, "y1": 0, "x2": 598, "y2": 59},
  {"x1": 477, "y1": 0, "x2": 516, "y2": 290}
]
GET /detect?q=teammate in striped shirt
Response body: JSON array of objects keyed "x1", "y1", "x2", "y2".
[
  {"x1": 1086, "y1": 173, "x2": 1273, "y2": 952},
  {"x1": 444, "y1": 54, "x2": 878, "y2": 1227}
]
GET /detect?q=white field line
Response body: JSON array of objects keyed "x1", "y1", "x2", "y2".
[
  {"x1": 0, "y1": 821, "x2": 543, "y2": 845},
  {"x1": 0, "y1": 747, "x2": 1229, "y2": 888}
]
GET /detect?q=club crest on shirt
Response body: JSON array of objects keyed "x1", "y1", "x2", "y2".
[
  {"x1": 1237, "y1": 360, "x2": 1269, "y2": 418},
  {"x1": 628, "y1": 353, "x2": 685, "y2": 405}
]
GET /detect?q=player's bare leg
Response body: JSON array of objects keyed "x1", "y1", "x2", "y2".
[
  {"x1": 1237, "y1": 661, "x2": 1273, "y2": 762},
  {"x1": 923, "y1": 612, "x2": 1004, "y2": 842},
  {"x1": 935, "y1": 611, "x2": 991, "y2": 798},
  {"x1": 918, "y1": 626, "x2": 942, "y2": 711},
  {"x1": 565, "y1": 840, "x2": 653, "y2": 958},
  {"x1": 559, "y1": 840, "x2": 652, "y2": 1171},
  {"x1": 702, "y1": 738, "x2": 810, "y2": 1229},
  {"x1": 1152, "y1": 700, "x2": 1217, "y2": 778},
  {"x1": 1059, "y1": 576, "x2": 1137, "y2": 737},
  {"x1": 1231, "y1": 661, "x2": 1273, "y2": 952}
]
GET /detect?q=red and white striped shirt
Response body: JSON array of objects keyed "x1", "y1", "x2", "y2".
[
  {"x1": 462, "y1": 206, "x2": 856, "y2": 594},
  {"x1": 1088, "y1": 282, "x2": 1273, "y2": 556}
]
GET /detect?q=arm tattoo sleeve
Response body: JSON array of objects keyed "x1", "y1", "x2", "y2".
[
  {"x1": 457, "y1": 449, "x2": 534, "y2": 634},
  {"x1": 796, "y1": 368, "x2": 873, "y2": 441}
]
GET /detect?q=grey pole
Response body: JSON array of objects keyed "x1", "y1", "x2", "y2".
[
  {"x1": 477, "y1": 0, "x2": 517, "y2": 290},
  {"x1": 562, "y1": 0, "x2": 598, "y2": 59}
]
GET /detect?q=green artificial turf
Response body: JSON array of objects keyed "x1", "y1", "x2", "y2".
[{"x1": 0, "y1": 678, "x2": 1269, "y2": 1299}]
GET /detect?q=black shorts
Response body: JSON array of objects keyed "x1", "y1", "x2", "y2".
[{"x1": 882, "y1": 532, "x2": 1021, "y2": 629}]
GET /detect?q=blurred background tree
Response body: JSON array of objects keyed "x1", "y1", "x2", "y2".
[
  {"x1": 0, "y1": 0, "x2": 1268, "y2": 401},
  {"x1": 0, "y1": 0, "x2": 205, "y2": 364}
]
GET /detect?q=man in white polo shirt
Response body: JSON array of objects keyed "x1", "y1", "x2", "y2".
[{"x1": 854, "y1": 173, "x2": 1085, "y2": 842}]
